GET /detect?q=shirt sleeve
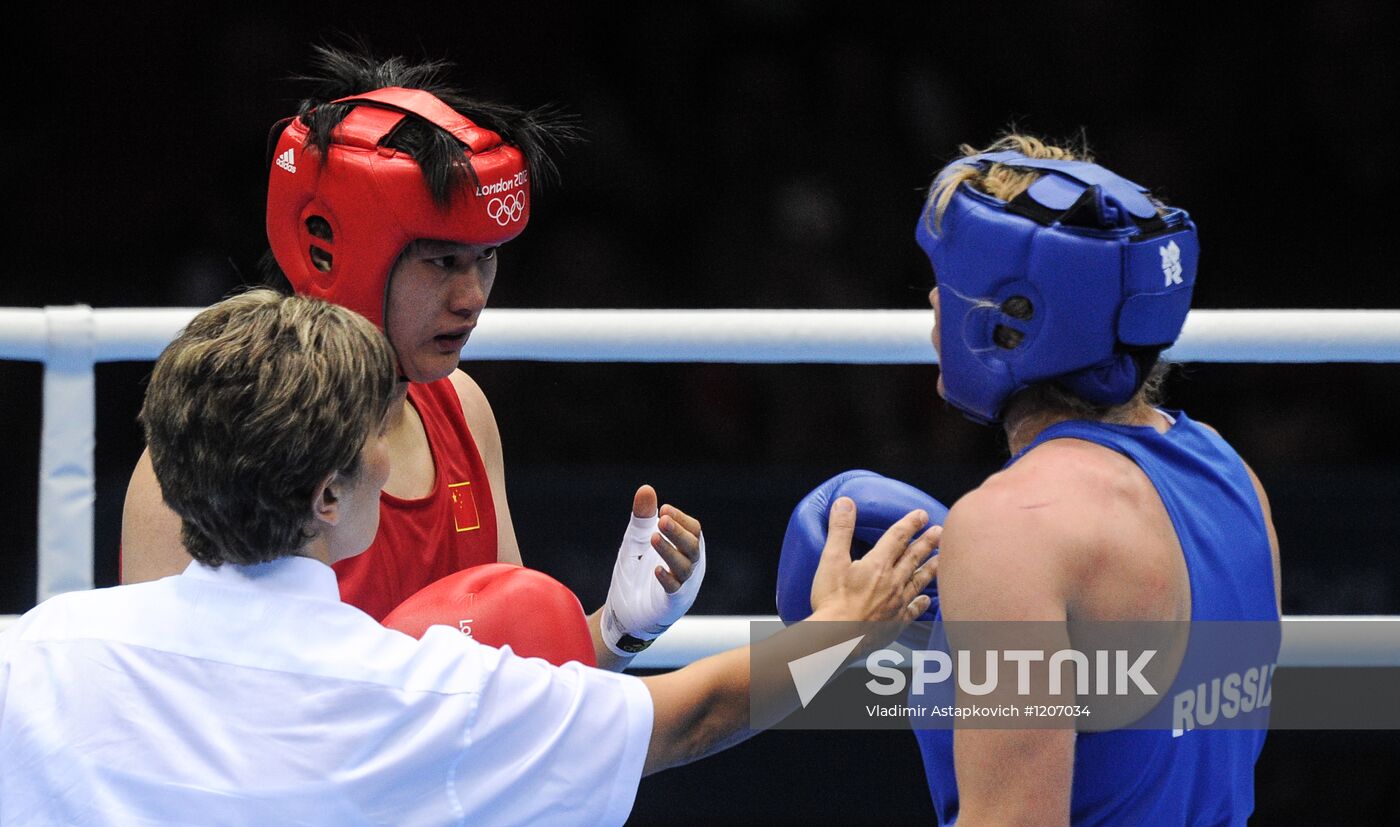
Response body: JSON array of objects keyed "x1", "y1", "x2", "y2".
[{"x1": 454, "y1": 638, "x2": 654, "y2": 826}]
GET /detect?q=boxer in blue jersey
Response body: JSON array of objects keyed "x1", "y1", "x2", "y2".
[
  {"x1": 778, "y1": 134, "x2": 1281, "y2": 826},
  {"x1": 920, "y1": 134, "x2": 1283, "y2": 826}
]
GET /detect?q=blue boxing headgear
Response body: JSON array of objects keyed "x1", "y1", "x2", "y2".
[{"x1": 915, "y1": 150, "x2": 1199, "y2": 424}]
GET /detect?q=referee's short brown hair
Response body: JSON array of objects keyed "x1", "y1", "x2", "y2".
[{"x1": 140, "y1": 289, "x2": 395, "y2": 566}]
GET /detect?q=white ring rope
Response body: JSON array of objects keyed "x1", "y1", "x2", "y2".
[
  {"x1": 2, "y1": 306, "x2": 1399, "y2": 665},
  {"x1": 4, "y1": 307, "x2": 1400, "y2": 363},
  {"x1": 2, "y1": 614, "x2": 1398, "y2": 668},
  {"x1": 629, "y1": 615, "x2": 1400, "y2": 670}
]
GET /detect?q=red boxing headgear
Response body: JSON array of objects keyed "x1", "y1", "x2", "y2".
[{"x1": 266, "y1": 87, "x2": 530, "y2": 329}]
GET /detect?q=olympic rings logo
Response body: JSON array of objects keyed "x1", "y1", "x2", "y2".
[{"x1": 487, "y1": 193, "x2": 526, "y2": 226}]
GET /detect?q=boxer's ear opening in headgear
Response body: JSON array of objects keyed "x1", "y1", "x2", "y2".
[
  {"x1": 306, "y1": 216, "x2": 334, "y2": 272},
  {"x1": 1001, "y1": 296, "x2": 1034, "y2": 321},
  {"x1": 993, "y1": 325, "x2": 1025, "y2": 349},
  {"x1": 306, "y1": 216, "x2": 333, "y2": 241},
  {"x1": 309, "y1": 247, "x2": 333, "y2": 273}
]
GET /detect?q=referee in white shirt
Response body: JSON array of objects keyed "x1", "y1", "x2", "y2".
[{"x1": 0, "y1": 289, "x2": 939, "y2": 827}]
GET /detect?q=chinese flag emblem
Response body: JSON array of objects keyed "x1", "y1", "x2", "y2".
[{"x1": 447, "y1": 481, "x2": 481, "y2": 533}]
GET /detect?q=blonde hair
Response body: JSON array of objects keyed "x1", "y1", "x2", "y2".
[
  {"x1": 928, "y1": 133, "x2": 1093, "y2": 231},
  {"x1": 140, "y1": 289, "x2": 396, "y2": 566}
]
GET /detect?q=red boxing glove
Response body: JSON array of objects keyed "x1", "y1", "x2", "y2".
[{"x1": 383, "y1": 563, "x2": 596, "y2": 668}]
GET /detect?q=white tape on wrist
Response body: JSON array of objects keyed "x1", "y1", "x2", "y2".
[{"x1": 602, "y1": 512, "x2": 706, "y2": 656}]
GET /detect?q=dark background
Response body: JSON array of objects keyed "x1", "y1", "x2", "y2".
[{"x1": 4, "y1": 1, "x2": 1399, "y2": 823}]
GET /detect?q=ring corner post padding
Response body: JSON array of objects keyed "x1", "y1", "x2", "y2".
[{"x1": 38, "y1": 305, "x2": 97, "y2": 603}]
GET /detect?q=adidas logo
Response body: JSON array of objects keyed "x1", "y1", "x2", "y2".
[
  {"x1": 1160, "y1": 240, "x2": 1183, "y2": 287},
  {"x1": 275, "y1": 148, "x2": 296, "y2": 174}
]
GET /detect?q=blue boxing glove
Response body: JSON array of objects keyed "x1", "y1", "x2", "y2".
[{"x1": 777, "y1": 469, "x2": 949, "y2": 624}]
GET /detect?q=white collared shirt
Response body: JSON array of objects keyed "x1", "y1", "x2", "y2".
[{"x1": 0, "y1": 557, "x2": 653, "y2": 827}]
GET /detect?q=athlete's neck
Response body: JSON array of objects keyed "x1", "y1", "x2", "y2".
[
  {"x1": 1003, "y1": 398, "x2": 1167, "y2": 456},
  {"x1": 384, "y1": 380, "x2": 413, "y2": 432}
]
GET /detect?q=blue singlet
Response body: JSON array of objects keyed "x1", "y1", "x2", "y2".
[{"x1": 914, "y1": 410, "x2": 1279, "y2": 826}]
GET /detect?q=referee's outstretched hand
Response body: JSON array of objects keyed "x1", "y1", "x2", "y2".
[{"x1": 809, "y1": 497, "x2": 940, "y2": 626}]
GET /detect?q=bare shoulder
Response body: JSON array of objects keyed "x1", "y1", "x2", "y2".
[
  {"x1": 448, "y1": 369, "x2": 492, "y2": 420},
  {"x1": 449, "y1": 372, "x2": 521, "y2": 564},
  {"x1": 939, "y1": 439, "x2": 1154, "y2": 622},
  {"x1": 448, "y1": 369, "x2": 501, "y2": 441},
  {"x1": 939, "y1": 450, "x2": 1089, "y2": 621},
  {"x1": 983, "y1": 439, "x2": 1145, "y2": 545},
  {"x1": 448, "y1": 368, "x2": 508, "y2": 480}
]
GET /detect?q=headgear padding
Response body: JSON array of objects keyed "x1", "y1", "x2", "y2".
[
  {"x1": 266, "y1": 87, "x2": 530, "y2": 330},
  {"x1": 915, "y1": 150, "x2": 1199, "y2": 424}
]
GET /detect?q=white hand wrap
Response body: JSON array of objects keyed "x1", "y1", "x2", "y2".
[{"x1": 601, "y1": 512, "x2": 706, "y2": 656}]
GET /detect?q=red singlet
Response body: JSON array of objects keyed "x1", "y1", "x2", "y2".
[{"x1": 335, "y1": 377, "x2": 499, "y2": 620}]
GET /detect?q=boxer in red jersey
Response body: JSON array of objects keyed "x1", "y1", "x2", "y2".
[{"x1": 121, "y1": 46, "x2": 705, "y2": 669}]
